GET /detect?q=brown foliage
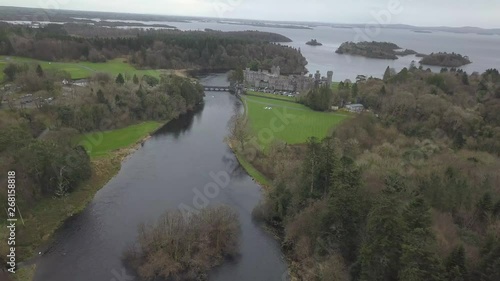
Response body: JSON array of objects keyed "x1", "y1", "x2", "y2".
[{"x1": 125, "y1": 206, "x2": 240, "y2": 281}]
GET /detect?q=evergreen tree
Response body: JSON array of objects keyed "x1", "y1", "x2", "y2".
[
  {"x1": 267, "y1": 182, "x2": 292, "y2": 221},
  {"x1": 359, "y1": 196, "x2": 404, "y2": 281},
  {"x1": 399, "y1": 197, "x2": 446, "y2": 281},
  {"x1": 445, "y1": 245, "x2": 467, "y2": 280},
  {"x1": 249, "y1": 60, "x2": 260, "y2": 71},
  {"x1": 383, "y1": 66, "x2": 391, "y2": 81},
  {"x1": 326, "y1": 184, "x2": 366, "y2": 263},
  {"x1": 402, "y1": 197, "x2": 432, "y2": 231},
  {"x1": 461, "y1": 72, "x2": 469, "y2": 85},
  {"x1": 3, "y1": 63, "x2": 18, "y2": 81},
  {"x1": 301, "y1": 137, "x2": 322, "y2": 197},
  {"x1": 453, "y1": 132, "x2": 465, "y2": 149},
  {"x1": 478, "y1": 238, "x2": 500, "y2": 281},
  {"x1": 475, "y1": 192, "x2": 493, "y2": 224},
  {"x1": 398, "y1": 229, "x2": 446, "y2": 281},
  {"x1": 379, "y1": 85, "x2": 387, "y2": 95},
  {"x1": 116, "y1": 73, "x2": 125, "y2": 84},
  {"x1": 36, "y1": 64, "x2": 44, "y2": 77},
  {"x1": 493, "y1": 199, "x2": 500, "y2": 219},
  {"x1": 383, "y1": 172, "x2": 407, "y2": 195},
  {"x1": 97, "y1": 89, "x2": 106, "y2": 104},
  {"x1": 351, "y1": 83, "x2": 359, "y2": 100},
  {"x1": 229, "y1": 68, "x2": 244, "y2": 83}
]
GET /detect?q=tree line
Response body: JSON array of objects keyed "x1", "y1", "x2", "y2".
[{"x1": 0, "y1": 23, "x2": 307, "y2": 74}]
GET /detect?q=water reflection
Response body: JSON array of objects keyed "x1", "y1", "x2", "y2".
[{"x1": 153, "y1": 102, "x2": 205, "y2": 139}]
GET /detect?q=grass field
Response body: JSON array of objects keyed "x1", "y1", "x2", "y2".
[
  {"x1": 0, "y1": 56, "x2": 164, "y2": 80},
  {"x1": 243, "y1": 95, "x2": 349, "y2": 147},
  {"x1": 79, "y1": 121, "x2": 162, "y2": 158}
]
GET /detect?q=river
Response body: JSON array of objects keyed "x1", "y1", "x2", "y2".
[{"x1": 33, "y1": 74, "x2": 288, "y2": 281}]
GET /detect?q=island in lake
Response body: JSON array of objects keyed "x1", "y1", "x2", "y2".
[
  {"x1": 419, "y1": 52, "x2": 472, "y2": 67},
  {"x1": 335, "y1": 41, "x2": 417, "y2": 59},
  {"x1": 413, "y1": 30, "x2": 433, "y2": 34},
  {"x1": 306, "y1": 39, "x2": 323, "y2": 46}
]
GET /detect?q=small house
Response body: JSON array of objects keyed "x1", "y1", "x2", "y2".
[{"x1": 345, "y1": 104, "x2": 364, "y2": 113}]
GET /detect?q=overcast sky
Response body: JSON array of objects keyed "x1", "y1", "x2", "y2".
[{"x1": 3, "y1": 0, "x2": 500, "y2": 28}]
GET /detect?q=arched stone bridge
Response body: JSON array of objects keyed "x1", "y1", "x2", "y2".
[{"x1": 203, "y1": 86, "x2": 232, "y2": 92}]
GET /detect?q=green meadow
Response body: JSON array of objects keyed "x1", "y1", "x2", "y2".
[
  {"x1": 242, "y1": 95, "x2": 349, "y2": 147},
  {"x1": 0, "y1": 56, "x2": 164, "y2": 80},
  {"x1": 79, "y1": 121, "x2": 162, "y2": 158}
]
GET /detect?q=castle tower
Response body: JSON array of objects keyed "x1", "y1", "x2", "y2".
[
  {"x1": 327, "y1": 71, "x2": 333, "y2": 87},
  {"x1": 314, "y1": 70, "x2": 321, "y2": 87},
  {"x1": 271, "y1": 65, "x2": 281, "y2": 76},
  {"x1": 314, "y1": 70, "x2": 321, "y2": 81}
]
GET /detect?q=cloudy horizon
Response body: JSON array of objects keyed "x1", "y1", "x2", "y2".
[{"x1": 1, "y1": 0, "x2": 500, "y2": 29}]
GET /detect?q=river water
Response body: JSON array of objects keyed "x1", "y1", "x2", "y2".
[{"x1": 33, "y1": 74, "x2": 287, "y2": 281}]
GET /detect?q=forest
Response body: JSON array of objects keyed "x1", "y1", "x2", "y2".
[
  {"x1": 0, "y1": 23, "x2": 308, "y2": 74},
  {"x1": 0, "y1": 62, "x2": 204, "y2": 198},
  {"x1": 0, "y1": 62, "x2": 205, "y2": 265},
  {"x1": 237, "y1": 66, "x2": 500, "y2": 281}
]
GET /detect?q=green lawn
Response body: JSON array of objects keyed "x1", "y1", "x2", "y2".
[
  {"x1": 0, "y1": 56, "x2": 164, "y2": 80},
  {"x1": 246, "y1": 91, "x2": 297, "y2": 102},
  {"x1": 79, "y1": 121, "x2": 162, "y2": 158},
  {"x1": 243, "y1": 95, "x2": 349, "y2": 147}
]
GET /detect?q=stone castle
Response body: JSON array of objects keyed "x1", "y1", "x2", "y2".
[{"x1": 244, "y1": 66, "x2": 333, "y2": 93}]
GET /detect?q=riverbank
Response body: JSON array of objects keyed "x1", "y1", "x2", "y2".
[
  {"x1": 231, "y1": 92, "x2": 351, "y2": 281},
  {"x1": 2, "y1": 121, "x2": 165, "y2": 281}
]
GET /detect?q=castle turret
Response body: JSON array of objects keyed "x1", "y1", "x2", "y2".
[
  {"x1": 271, "y1": 65, "x2": 281, "y2": 76},
  {"x1": 327, "y1": 71, "x2": 333, "y2": 87},
  {"x1": 314, "y1": 70, "x2": 321, "y2": 87}
]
